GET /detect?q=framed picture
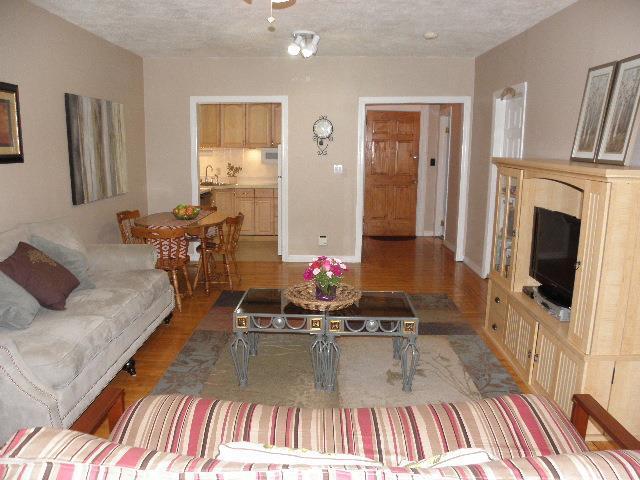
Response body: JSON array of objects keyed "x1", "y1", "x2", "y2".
[
  {"x1": 570, "y1": 62, "x2": 617, "y2": 162},
  {"x1": 596, "y1": 54, "x2": 640, "y2": 165},
  {"x1": 0, "y1": 82, "x2": 24, "y2": 164},
  {"x1": 65, "y1": 93, "x2": 128, "y2": 205}
]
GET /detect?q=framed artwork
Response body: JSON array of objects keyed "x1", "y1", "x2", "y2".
[
  {"x1": 597, "y1": 54, "x2": 640, "y2": 165},
  {"x1": 0, "y1": 82, "x2": 24, "y2": 164},
  {"x1": 65, "y1": 93, "x2": 128, "y2": 205},
  {"x1": 570, "y1": 62, "x2": 617, "y2": 162}
]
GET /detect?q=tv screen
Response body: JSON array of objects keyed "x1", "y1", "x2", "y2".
[{"x1": 529, "y1": 207, "x2": 581, "y2": 308}]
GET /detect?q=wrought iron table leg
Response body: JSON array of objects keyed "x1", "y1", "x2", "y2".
[
  {"x1": 248, "y1": 332, "x2": 259, "y2": 357},
  {"x1": 322, "y1": 334, "x2": 340, "y2": 392},
  {"x1": 310, "y1": 335, "x2": 325, "y2": 390},
  {"x1": 230, "y1": 332, "x2": 250, "y2": 387},
  {"x1": 392, "y1": 336, "x2": 402, "y2": 360},
  {"x1": 401, "y1": 336, "x2": 419, "y2": 392}
]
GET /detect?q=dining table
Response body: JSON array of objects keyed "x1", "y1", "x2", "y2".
[{"x1": 135, "y1": 210, "x2": 227, "y2": 295}]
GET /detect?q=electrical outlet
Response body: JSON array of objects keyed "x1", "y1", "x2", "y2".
[
  {"x1": 318, "y1": 235, "x2": 328, "y2": 246},
  {"x1": 333, "y1": 164, "x2": 343, "y2": 174}
]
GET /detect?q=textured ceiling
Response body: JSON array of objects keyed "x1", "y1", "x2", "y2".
[{"x1": 27, "y1": 0, "x2": 578, "y2": 57}]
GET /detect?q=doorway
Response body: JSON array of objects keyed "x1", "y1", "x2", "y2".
[
  {"x1": 357, "y1": 97, "x2": 472, "y2": 263},
  {"x1": 189, "y1": 96, "x2": 288, "y2": 261}
]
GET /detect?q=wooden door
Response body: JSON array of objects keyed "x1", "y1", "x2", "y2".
[
  {"x1": 221, "y1": 104, "x2": 246, "y2": 147},
  {"x1": 245, "y1": 104, "x2": 272, "y2": 148},
  {"x1": 271, "y1": 104, "x2": 281, "y2": 146},
  {"x1": 364, "y1": 111, "x2": 420, "y2": 236},
  {"x1": 198, "y1": 104, "x2": 221, "y2": 148}
]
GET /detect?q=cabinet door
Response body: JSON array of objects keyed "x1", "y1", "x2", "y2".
[
  {"x1": 221, "y1": 104, "x2": 246, "y2": 147},
  {"x1": 272, "y1": 104, "x2": 282, "y2": 146},
  {"x1": 245, "y1": 104, "x2": 272, "y2": 148},
  {"x1": 236, "y1": 197, "x2": 255, "y2": 235},
  {"x1": 568, "y1": 180, "x2": 610, "y2": 354},
  {"x1": 198, "y1": 104, "x2": 220, "y2": 148},
  {"x1": 553, "y1": 348, "x2": 584, "y2": 415},
  {"x1": 213, "y1": 190, "x2": 235, "y2": 218},
  {"x1": 531, "y1": 326, "x2": 559, "y2": 398},
  {"x1": 485, "y1": 281, "x2": 507, "y2": 346},
  {"x1": 254, "y1": 198, "x2": 274, "y2": 235},
  {"x1": 491, "y1": 167, "x2": 523, "y2": 288},
  {"x1": 504, "y1": 302, "x2": 537, "y2": 381}
]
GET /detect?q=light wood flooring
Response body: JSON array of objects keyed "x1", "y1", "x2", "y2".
[{"x1": 100, "y1": 236, "x2": 609, "y2": 448}]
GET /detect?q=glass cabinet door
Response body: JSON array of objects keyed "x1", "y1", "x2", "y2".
[{"x1": 492, "y1": 168, "x2": 522, "y2": 282}]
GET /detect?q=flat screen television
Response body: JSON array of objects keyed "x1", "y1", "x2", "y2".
[{"x1": 529, "y1": 207, "x2": 581, "y2": 308}]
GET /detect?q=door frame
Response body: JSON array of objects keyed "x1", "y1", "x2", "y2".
[
  {"x1": 434, "y1": 114, "x2": 451, "y2": 237},
  {"x1": 481, "y1": 82, "x2": 527, "y2": 277},
  {"x1": 356, "y1": 96, "x2": 472, "y2": 262},
  {"x1": 189, "y1": 96, "x2": 289, "y2": 259}
]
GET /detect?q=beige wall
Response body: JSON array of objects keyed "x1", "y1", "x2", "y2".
[
  {"x1": 466, "y1": 0, "x2": 640, "y2": 269},
  {"x1": 144, "y1": 56, "x2": 474, "y2": 258},
  {"x1": 0, "y1": 0, "x2": 146, "y2": 244}
]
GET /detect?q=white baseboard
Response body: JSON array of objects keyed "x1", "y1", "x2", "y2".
[
  {"x1": 464, "y1": 256, "x2": 485, "y2": 278},
  {"x1": 443, "y1": 238, "x2": 456, "y2": 253},
  {"x1": 284, "y1": 254, "x2": 360, "y2": 263},
  {"x1": 422, "y1": 230, "x2": 435, "y2": 237}
]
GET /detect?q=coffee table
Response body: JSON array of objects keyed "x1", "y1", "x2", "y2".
[{"x1": 231, "y1": 288, "x2": 420, "y2": 392}]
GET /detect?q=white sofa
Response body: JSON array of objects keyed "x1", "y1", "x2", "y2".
[{"x1": 0, "y1": 222, "x2": 174, "y2": 443}]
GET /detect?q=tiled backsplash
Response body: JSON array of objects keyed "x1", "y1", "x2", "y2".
[{"x1": 199, "y1": 148, "x2": 277, "y2": 182}]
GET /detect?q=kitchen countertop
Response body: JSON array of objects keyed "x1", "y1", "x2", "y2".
[{"x1": 199, "y1": 183, "x2": 277, "y2": 193}]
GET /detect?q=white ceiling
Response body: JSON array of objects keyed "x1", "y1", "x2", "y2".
[{"x1": 28, "y1": 0, "x2": 578, "y2": 58}]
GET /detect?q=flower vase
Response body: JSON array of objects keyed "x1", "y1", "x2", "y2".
[{"x1": 315, "y1": 283, "x2": 337, "y2": 301}]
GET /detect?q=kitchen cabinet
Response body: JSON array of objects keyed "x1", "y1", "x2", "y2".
[
  {"x1": 198, "y1": 104, "x2": 221, "y2": 148},
  {"x1": 212, "y1": 187, "x2": 277, "y2": 236},
  {"x1": 245, "y1": 104, "x2": 273, "y2": 148},
  {"x1": 272, "y1": 104, "x2": 282, "y2": 146},
  {"x1": 213, "y1": 190, "x2": 235, "y2": 218},
  {"x1": 221, "y1": 104, "x2": 246, "y2": 147},
  {"x1": 199, "y1": 103, "x2": 281, "y2": 149},
  {"x1": 236, "y1": 197, "x2": 255, "y2": 235}
]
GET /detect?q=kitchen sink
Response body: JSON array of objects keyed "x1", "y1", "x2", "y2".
[{"x1": 200, "y1": 182, "x2": 227, "y2": 186}]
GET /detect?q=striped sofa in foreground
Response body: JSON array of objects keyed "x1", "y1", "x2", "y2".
[{"x1": 1, "y1": 394, "x2": 639, "y2": 479}]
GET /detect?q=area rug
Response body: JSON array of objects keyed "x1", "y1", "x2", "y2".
[{"x1": 153, "y1": 291, "x2": 520, "y2": 406}]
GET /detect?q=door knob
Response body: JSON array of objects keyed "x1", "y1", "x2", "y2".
[{"x1": 411, "y1": 155, "x2": 418, "y2": 160}]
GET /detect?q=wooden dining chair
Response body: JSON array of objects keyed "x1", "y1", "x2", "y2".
[
  {"x1": 131, "y1": 225, "x2": 192, "y2": 312},
  {"x1": 193, "y1": 212, "x2": 244, "y2": 289},
  {"x1": 116, "y1": 210, "x2": 142, "y2": 244}
]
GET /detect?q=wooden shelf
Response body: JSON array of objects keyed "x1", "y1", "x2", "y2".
[{"x1": 493, "y1": 157, "x2": 640, "y2": 180}]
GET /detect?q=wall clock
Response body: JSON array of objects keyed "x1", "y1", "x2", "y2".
[{"x1": 313, "y1": 115, "x2": 334, "y2": 155}]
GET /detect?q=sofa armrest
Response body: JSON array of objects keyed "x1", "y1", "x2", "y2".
[
  {"x1": 0, "y1": 339, "x2": 62, "y2": 444},
  {"x1": 571, "y1": 394, "x2": 640, "y2": 449},
  {"x1": 86, "y1": 244, "x2": 157, "y2": 274}
]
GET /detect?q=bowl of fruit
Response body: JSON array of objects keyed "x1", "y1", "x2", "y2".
[{"x1": 172, "y1": 204, "x2": 201, "y2": 220}]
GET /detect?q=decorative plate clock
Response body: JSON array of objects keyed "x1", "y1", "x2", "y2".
[{"x1": 313, "y1": 116, "x2": 334, "y2": 155}]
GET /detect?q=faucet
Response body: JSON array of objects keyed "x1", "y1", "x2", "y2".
[
  {"x1": 214, "y1": 174, "x2": 219, "y2": 185},
  {"x1": 204, "y1": 165, "x2": 213, "y2": 183}
]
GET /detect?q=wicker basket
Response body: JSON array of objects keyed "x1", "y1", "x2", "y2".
[{"x1": 284, "y1": 282, "x2": 361, "y2": 312}]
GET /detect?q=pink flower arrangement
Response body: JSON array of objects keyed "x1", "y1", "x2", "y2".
[{"x1": 303, "y1": 256, "x2": 347, "y2": 290}]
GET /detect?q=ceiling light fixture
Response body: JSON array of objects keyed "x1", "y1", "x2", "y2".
[
  {"x1": 267, "y1": 0, "x2": 289, "y2": 24},
  {"x1": 423, "y1": 31, "x2": 439, "y2": 40},
  {"x1": 288, "y1": 31, "x2": 320, "y2": 58}
]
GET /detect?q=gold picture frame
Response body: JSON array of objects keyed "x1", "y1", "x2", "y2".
[{"x1": 0, "y1": 82, "x2": 24, "y2": 164}]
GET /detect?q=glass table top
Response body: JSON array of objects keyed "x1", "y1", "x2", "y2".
[{"x1": 234, "y1": 288, "x2": 416, "y2": 319}]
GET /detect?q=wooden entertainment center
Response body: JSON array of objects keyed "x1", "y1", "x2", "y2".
[{"x1": 485, "y1": 157, "x2": 640, "y2": 438}]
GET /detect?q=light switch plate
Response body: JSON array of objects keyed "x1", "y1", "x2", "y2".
[
  {"x1": 333, "y1": 164, "x2": 343, "y2": 174},
  {"x1": 318, "y1": 235, "x2": 328, "y2": 246}
]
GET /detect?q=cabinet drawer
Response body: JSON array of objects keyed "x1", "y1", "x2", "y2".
[
  {"x1": 235, "y1": 188, "x2": 255, "y2": 198},
  {"x1": 489, "y1": 282, "x2": 508, "y2": 318},
  {"x1": 486, "y1": 304, "x2": 507, "y2": 345},
  {"x1": 255, "y1": 188, "x2": 275, "y2": 198}
]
